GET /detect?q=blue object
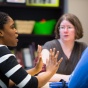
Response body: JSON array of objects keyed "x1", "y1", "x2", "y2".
[
  {"x1": 68, "y1": 47, "x2": 88, "y2": 88},
  {"x1": 49, "y1": 82, "x2": 68, "y2": 88}
]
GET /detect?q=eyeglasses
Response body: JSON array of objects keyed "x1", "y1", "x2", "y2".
[{"x1": 59, "y1": 26, "x2": 74, "y2": 30}]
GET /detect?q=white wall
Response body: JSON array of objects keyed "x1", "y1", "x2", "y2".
[{"x1": 65, "y1": 0, "x2": 88, "y2": 44}]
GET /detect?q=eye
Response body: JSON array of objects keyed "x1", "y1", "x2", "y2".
[
  {"x1": 68, "y1": 26, "x2": 73, "y2": 29},
  {"x1": 68, "y1": 26, "x2": 71, "y2": 29},
  {"x1": 11, "y1": 24, "x2": 16, "y2": 29},
  {"x1": 60, "y1": 26, "x2": 65, "y2": 29}
]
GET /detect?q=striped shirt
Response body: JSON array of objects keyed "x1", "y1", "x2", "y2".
[{"x1": 0, "y1": 45, "x2": 38, "y2": 88}]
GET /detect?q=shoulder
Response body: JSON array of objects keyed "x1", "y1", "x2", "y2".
[
  {"x1": 44, "y1": 39, "x2": 58, "y2": 45},
  {"x1": 43, "y1": 39, "x2": 58, "y2": 48},
  {"x1": 75, "y1": 41, "x2": 88, "y2": 50},
  {"x1": 0, "y1": 45, "x2": 11, "y2": 57},
  {"x1": 75, "y1": 41, "x2": 87, "y2": 46}
]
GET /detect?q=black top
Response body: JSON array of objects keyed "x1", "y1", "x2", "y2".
[
  {"x1": 0, "y1": 45, "x2": 38, "y2": 88},
  {"x1": 43, "y1": 39, "x2": 87, "y2": 75}
]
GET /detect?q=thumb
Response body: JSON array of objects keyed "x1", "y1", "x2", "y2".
[{"x1": 57, "y1": 57, "x2": 63, "y2": 67}]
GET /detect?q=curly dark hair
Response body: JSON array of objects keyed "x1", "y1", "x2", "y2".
[
  {"x1": 54, "y1": 13, "x2": 83, "y2": 39},
  {"x1": 0, "y1": 12, "x2": 9, "y2": 30}
]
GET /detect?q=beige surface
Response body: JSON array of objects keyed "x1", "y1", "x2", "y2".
[{"x1": 41, "y1": 82, "x2": 51, "y2": 88}]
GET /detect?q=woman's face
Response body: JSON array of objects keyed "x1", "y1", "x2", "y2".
[
  {"x1": 1, "y1": 16, "x2": 18, "y2": 47},
  {"x1": 59, "y1": 20, "x2": 75, "y2": 42}
]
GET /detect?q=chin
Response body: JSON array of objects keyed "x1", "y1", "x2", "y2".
[
  {"x1": 13, "y1": 44, "x2": 17, "y2": 47},
  {"x1": 8, "y1": 44, "x2": 17, "y2": 47}
]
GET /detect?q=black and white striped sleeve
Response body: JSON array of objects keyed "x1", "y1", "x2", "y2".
[{"x1": 0, "y1": 46, "x2": 38, "y2": 88}]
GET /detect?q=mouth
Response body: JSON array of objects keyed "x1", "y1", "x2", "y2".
[
  {"x1": 64, "y1": 35, "x2": 69, "y2": 37},
  {"x1": 16, "y1": 38, "x2": 18, "y2": 41},
  {"x1": 16, "y1": 36, "x2": 19, "y2": 41},
  {"x1": 16, "y1": 35, "x2": 19, "y2": 42}
]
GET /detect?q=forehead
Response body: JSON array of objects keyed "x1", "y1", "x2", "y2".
[
  {"x1": 7, "y1": 16, "x2": 14, "y2": 23},
  {"x1": 60, "y1": 20, "x2": 73, "y2": 26},
  {"x1": 3, "y1": 16, "x2": 14, "y2": 29}
]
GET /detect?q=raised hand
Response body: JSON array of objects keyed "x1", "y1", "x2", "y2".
[
  {"x1": 37, "y1": 48, "x2": 63, "y2": 88},
  {"x1": 46, "y1": 48, "x2": 63, "y2": 74},
  {"x1": 35, "y1": 45, "x2": 43, "y2": 73}
]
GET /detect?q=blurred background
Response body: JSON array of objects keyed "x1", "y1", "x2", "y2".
[{"x1": 64, "y1": 0, "x2": 88, "y2": 44}]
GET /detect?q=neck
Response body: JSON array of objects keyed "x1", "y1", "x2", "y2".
[
  {"x1": 58, "y1": 39, "x2": 75, "y2": 59},
  {"x1": 58, "y1": 39, "x2": 75, "y2": 51}
]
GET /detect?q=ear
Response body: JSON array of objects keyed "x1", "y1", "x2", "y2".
[{"x1": 0, "y1": 30, "x2": 4, "y2": 37}]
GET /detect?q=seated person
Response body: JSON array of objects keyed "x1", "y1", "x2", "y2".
[
  {"x1": 41, "y1": 13, "x2": 87, "y2": 82},
  {"x1": 0, "y1": 11, "x2": 62, "y2": 88}
]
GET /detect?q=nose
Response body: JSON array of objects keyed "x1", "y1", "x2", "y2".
[
  {"x1": 64, "y1": 27, "x2": 68, "y2": 32},
  {"x1": 14, "y1": 28, "x2": 18, "y2": 34}
]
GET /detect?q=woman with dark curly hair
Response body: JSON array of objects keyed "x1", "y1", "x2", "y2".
[{"x1": 0, "y1": 11, "x2": 62, "y2": 88}]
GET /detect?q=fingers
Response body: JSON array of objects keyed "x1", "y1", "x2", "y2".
[
  {"x1": 54, "y1": 51, "x2": 59, "y2": 62},
  {"x1": 46, "y1": 48, "x2": 63, "y2": 74},
  {"x1": 49, "y1": 48, "x2": 56, "y2": 61},
  {"x1": 55, "y1": 51, "x2": 59, "y2": 60},
  {"x1": 58, "y1": 57, "x2": 63, "y2": 64},
  {"x1": 48, "y1": 48, "x2": 63, "y2": 67},
  {"x1": 37, "y1": 45, "x2": 42, "y2": 53},
  {"x1": 38, "y1": 56, "x2": 43, "y2": 64},
  {"x1": 49, "y1": 48, "x2": 59, "y2": 64},
  {"x1": 37, "y1": 45, "x2": 42, "y2": 59},
  {"x1": 56, "y1": 57, "x2": 63, "y2": 67}
]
